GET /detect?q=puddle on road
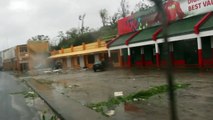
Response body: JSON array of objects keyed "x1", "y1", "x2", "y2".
[
  {"x1": 24, "y1": 93, "x2": 60, "y2": 120},
  {"x1": 10, "y1": 89, "x2": 60, "y2": 120},
  {"x1": 51, "y1": 80, "x2": 80, "y2": 96}
]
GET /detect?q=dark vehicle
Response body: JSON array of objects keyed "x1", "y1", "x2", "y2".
[
  {"x1": 93, "y1": 61, "x2": 105, "y2": 72},
  {"x1": 55, "y1": 61, "x2": 62, "y2": 69}
]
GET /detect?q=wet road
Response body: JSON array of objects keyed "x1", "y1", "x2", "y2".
[{"x1": 0, "y1": 72, "x2": 39, "y2": 120}]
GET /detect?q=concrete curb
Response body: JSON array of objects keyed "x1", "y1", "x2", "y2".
[
  {"x1": 25, "y1": 80, "x2": 108, "y2": 120},
  {"x1": 25, "y1": 81, "x2": 65, "y2": 120}
]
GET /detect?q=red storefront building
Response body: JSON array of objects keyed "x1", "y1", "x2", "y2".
[{"x1": 107, "y1": 0, "x2": 213, "y2": 68}]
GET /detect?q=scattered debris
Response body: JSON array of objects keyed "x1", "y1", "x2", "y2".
[
  {"x1": 114, "y1": 91, "x2": 123, "y2": 97},
  {"x1": 68, "y1": 84, "x2": 80, "y2": 89},
  {"x1": 52, "y1": 69, "x2": 62, "y2": 74},
  {"x1": 87, "y1": 83, "x2": 190, "y2": 117},
  {"x1": 24, "y1": 91, "x2": 37, "y2": 98},
  {"x1": 105, "y1": 110, "x2": 115, "y2": 116},
  {"x1": 44, "y1": 70, "x2": 52, "y2": 74},
  {"x1": 133, "y1": 98, "x2": 138, "y2": 102}
]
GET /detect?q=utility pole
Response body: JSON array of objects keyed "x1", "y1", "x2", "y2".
[{"x1": 79, "y1": 14, "x2": 86, "y2": 35}]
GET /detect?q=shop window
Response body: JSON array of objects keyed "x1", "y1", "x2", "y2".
[
  {"x1": 20, "y1": 46, "x2": 28, "y2": 53},
  {"x1": 202, "y1": 37, "x2": 211, "y2": 59},
  {"x1": 122, "y1": 49, "x2": 128, "y2": 62},
  {"x1": 77, "y1": 57, "x2": 80, "y2": 65},
  {"x1": 130, "y1": 47, "x2": 142, "y2": 65},
  {"x1": 173, "y1": 41, "x2": 184, "y2": 60},
  {"x1": 88, "y1": 55, "x2": 95, "y2": 64},
  {"x1": 144, "y1": 46, "x2": 153, "y2": 61},
  {"x1": 159, "y1": 44, "x2": 168, "y2": 60}
]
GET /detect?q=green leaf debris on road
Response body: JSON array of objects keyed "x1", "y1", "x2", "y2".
[{"x1": 87, "y1": 83, "x2": 190, "y2": 116}]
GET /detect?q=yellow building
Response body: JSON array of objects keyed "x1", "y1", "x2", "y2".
[{"x1": 50, "y1": 40, "x2": 118, "y2": 69}]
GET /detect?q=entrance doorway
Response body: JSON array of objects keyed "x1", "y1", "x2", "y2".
[{"x1": 184, "y1": 39, "x2": 198, "y2": 64}]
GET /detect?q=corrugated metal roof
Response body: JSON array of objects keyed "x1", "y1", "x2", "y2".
[
  {"x1": 129, "y1": 26, "x2": 159, "y2": 44},
  {"x1": 109, "y1": 32, "x2": 135, "y2": 47},
  {"x1": 157, "y1": 14, "x2": 206, "y2": 38}
]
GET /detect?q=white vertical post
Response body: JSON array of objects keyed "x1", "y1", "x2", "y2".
[
  {"x1": 155, "y1": 42, "x2": 160, "y2": 67},
  {"x1": 155, "y1": 42, "x2": 159, "y2": 54},
  {"x1": 120, "y1": 49, "x2": 123, "y2": 56},
  {"x1": 127, "y1": 47, "x2": 131, "y2": 56},
  {"x1": 197, "y1": 35, "x2": 202, "y2": 50},
  {"x1": 211, "y1": 36, "x2": 213, "y2": 49},
  {"x1": 197, "y1": 35, "x2": 203, "y2": 67},
  {"x1": 108, "y1": 50, "x2": 111, "y2": 58},
  {"x1": 79, "y1": 56, "x2": 85, "y2": 68},
  {"x1": 67, "y1": 57, "x2": 71, "y2": 68}
]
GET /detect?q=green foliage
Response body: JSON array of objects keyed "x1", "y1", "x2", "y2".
[
  {"x1": 28, "y1": 35, "x2": 50, "y2": 41},
  {"x1": 54, "y1": 25, "x2": 117, "y2": 50}
]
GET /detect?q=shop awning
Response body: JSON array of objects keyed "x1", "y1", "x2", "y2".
[
  {"x1": 50, "y1": 47, "x2": 107, "y2": 59},
  {"x1": 107, "y1": 13, "x2": 213, "y2": 49},
  {"x1": 157, "y1": 14, "x2": 210, "y2": 38},
  {"x1": 109, "y1": 32, "x2": 136, "y2": 47},
  {"x1": 199, "y1": 14, "x2": 213, "y2": 31},
  {"x1": 129, "y1": 26, "x2": 159, "y2": 44}
]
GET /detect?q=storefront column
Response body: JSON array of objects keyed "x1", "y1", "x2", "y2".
[
  {"x1": 155, "y1": 42, "x2": 160, "y2": 67},
  {"x1": 127, "y1": 47, "x2": 131, "y2": 67},
  {"x1": 108, "y1": 50, "x2": 112, "y2": 67},
  {"x1": 67, "y1": 57, "x2": 72, "y2": 68},
  {"x1": 94, "y1": 54, "x2": 99, "y2": 62},
  {"x1": 141, "y1": 47, "x2": 145, "y2": 66},
  {"x1": 62, "y1": 57, "x2": 67, "y2": 69},
  {"x1": 170, "y1": 43, "x2": 174, "y2": 65},
  {"x1": 108, "y1": 50, "x2": 111, "y2": 58},
  {"x1": 119, "y1": 49, "x2": 123, "y2": 67},
  {"x1": 197, "y1": 35, "x2": 203, "y2": 67},
  {"x1": 79, "y1": 55, "x2": 85, "y2": 68},
  {"x1": 211, "y1": 36, "x2": 213, "y2": 57}
]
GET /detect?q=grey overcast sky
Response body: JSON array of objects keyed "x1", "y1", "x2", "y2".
[{"x1": 0, "y1": 0, "x2": 144, "y2": 51}]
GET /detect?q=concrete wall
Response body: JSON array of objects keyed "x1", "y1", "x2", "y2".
[
  {"x1": 0, "y1": 51, "x2": 3, "y2": 68},
  {"x1": 27, "y1": 40, "x2": 49, "y2": 70},
  {"x1": 3, "y1": 47, "x2": 16, "y2": 60}
]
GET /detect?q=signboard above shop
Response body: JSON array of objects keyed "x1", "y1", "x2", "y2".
[{"x1": 118, "y1": 0, "x2": 213, "y2": 35}]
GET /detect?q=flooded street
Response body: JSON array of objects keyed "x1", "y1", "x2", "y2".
[
  {"x1": 0, "y1": 72, "x2": 39, "y2": 120},
  {"x1": 26, "y1": 68, "x2": 213, "y2": 120},
  {"x1": 0, "y1": 72, "x2": 59, "y2": 120}
]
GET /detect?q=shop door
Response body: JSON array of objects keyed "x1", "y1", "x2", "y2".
[
  {"x1": 131, "y1": 47, "x2": 141, "y2": 65},
  {"x1": 184, "y1": 39, "x2": 198, "y2": 64}
]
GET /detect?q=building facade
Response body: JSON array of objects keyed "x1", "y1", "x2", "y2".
[
  {"x1": 15, "y1": 44, "x2": 29, "y2": 72},
  {"x1": 2, "y1": 47, "x2": 16, "y2": 71},
  {"x1": 1, "y1": 40, "x2": 49, "y2": 72},
  {"x1": 0, "y1": 51, "x2": 3, "y2": 70},
  {"x1": 50, "y1": 40, "x2": 110, "y2": 69},
  {"x1": 27, "y1": 40, "x2": 49, "y2": 70},
  {"x1": 107, "y1": 3, "x2": 213, "y2": 68}
]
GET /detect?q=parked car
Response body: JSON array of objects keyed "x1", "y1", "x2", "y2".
[
  {"x1": 55, "y1": 61, "x2": 62, "y2": 69},
  {"x1": 93, "y1": 61, "x2": 105, "y2": 72}
]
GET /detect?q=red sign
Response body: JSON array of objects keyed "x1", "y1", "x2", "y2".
[{"x1": 118, "y1": 0, "x2": 213, "y2": 35}]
